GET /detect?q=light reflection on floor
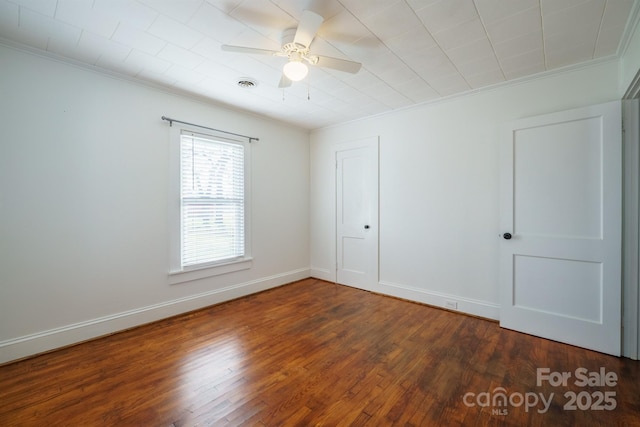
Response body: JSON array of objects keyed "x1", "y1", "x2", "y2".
[{"x1": 176, "y1": 332, "x2": 249, "y2": 414}]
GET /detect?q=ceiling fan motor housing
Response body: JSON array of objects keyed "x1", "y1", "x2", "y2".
[
  {"x1": 282, "y1": 28, "x2": 307, "y2": 53},
  {"x1": 281, "y1": 28, "x2": 319, "y2": 65}
]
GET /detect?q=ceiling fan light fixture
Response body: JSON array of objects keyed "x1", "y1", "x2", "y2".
[{"x1": 283, "y1": 60, "x2": 308, "y2": 81}]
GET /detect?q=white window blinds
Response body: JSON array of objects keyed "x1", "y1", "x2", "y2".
[{"x1": 180, "y1": 132, "x2": 245, "y2": 268}]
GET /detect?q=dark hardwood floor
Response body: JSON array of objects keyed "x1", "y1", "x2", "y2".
[{"x1": 0, "y1": 278, "x2": 638, "y2": 426}]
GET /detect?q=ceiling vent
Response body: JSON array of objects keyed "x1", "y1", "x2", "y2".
[{"x1": 237, "y1": 78, "x2": 257, "y2": 88}]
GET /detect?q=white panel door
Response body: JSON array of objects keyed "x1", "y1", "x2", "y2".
[
  {"x1": 499, "y1": 101, "x2": 621, "y2": 356},
  {"x1": 336, "y1": 138, "x2": 378, "y2": 290}
]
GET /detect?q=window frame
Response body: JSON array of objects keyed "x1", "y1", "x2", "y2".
[{"x1": 168, "y1": 123, "x2": 252, "y2": 285}]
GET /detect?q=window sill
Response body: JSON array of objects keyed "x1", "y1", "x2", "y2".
[{"x1": 168, "y1": 257, "x2": 253, "y2": 285}]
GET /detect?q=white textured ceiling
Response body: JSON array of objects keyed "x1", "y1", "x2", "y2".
[{"x1": 1, "y1": 0, "x2": 638, "y2": 129}]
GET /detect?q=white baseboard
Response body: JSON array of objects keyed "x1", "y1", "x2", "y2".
[
  {"x1": 0, "y1": 268, "x2": 310, "y2": 365},
  {"x1": 378, "y1": 280, "x2": 500, "y2": 320},
  {"x1": 310, "y1": 267, "x2": 334, "y2": 282}
]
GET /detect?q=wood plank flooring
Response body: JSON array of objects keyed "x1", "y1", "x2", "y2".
[{"x1": 0, "y1": 278, "x2": 639, "y2": 426}]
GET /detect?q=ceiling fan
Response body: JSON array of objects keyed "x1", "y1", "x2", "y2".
[{"x1": 221, "y1": 10, "x2": 362, "y2": 88}]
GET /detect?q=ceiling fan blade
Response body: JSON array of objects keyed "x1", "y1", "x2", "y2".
[
  {"x1": 313, "y1": 55, "x2": 362, "y2": 74},
  {"x1": 278, "y1": 74, "x2": 292, "y2": 88},
  {"x1": 293, "y1": 10, "x2": 324, "y2": 48},
  {"x1": 221, "y1": 45, "x2": 280, "y2": 56}
]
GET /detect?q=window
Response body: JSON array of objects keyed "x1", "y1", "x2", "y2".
[
  {"x1": 169, "y1": 126, "x2": 251, "y2": 284},
  {"x1": 181, "y1": 131, "x2": 245, "y2": 266}
]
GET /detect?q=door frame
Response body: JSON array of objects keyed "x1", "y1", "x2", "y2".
[
  {"x1": 333, "y1": 136, "x2": 379, "y2": 290},
  {"x1": 623, "y1": 78, "x2": 640, "y2": 359}
]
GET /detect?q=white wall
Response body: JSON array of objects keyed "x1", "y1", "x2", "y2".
[
  {"x1": 310, "y1": 60, "x2": 621, "y2": 319},
  {"x1": 0, "y1": 45, "x2": 310, "y2": 363}
]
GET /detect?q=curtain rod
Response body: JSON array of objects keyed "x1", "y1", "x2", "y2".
[{"x1": 161, "y1": 116, "x2": 259, "y2": 142}]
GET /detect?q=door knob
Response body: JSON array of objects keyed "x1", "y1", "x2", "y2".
[
  {"x1": 503, "y1": 232, "x2": 512, "y2": 240},
  {"x1": 364, "y1": 225, "x2": 370, "y2": 229}
]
